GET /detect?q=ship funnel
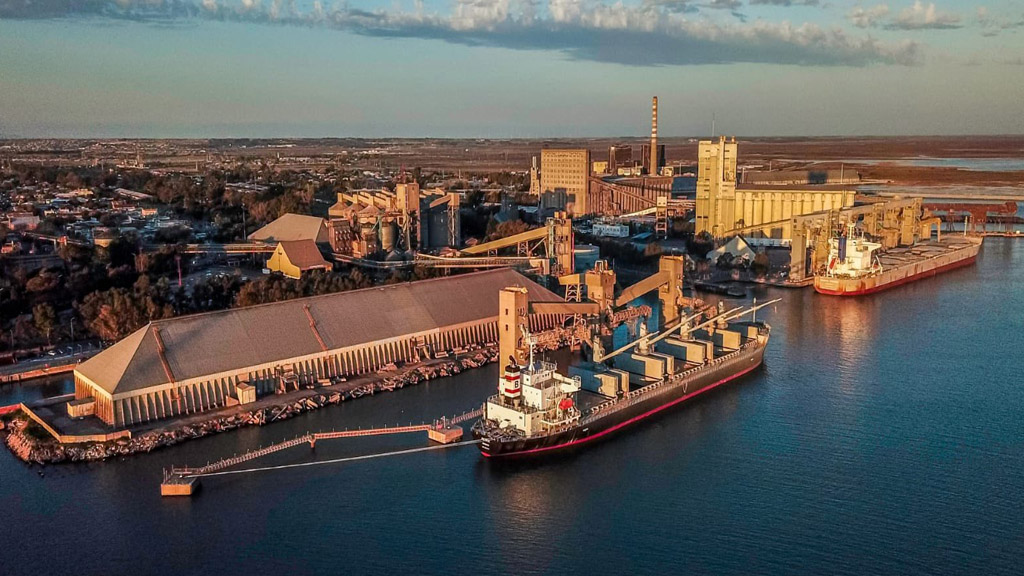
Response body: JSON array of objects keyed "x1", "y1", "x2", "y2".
[{"x1": 500, "y1": 358, "x2": 522, "y2": 403}]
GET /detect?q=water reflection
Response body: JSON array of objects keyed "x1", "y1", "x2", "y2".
[
  {"x1": 0, "y1": 374, "x2": 74, "y2": 405},
  {"x1": 820, "y1": 295, "x2": 878, "y2": 396},
  {"x1": 3, "y1": 242, "x2": 1023, "y2": 576}
]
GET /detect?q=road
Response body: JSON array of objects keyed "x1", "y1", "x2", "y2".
[{"x1": 0, "y1": 342, "x2": 101, "y2": 380}]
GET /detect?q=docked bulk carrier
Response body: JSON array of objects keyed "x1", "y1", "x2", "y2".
[
  {"x1": 472, "y1": 256, "x2": 777, "y2": 458},
  {"x1": 814, "y1": 199, "x2": 981, "y2": 296}
]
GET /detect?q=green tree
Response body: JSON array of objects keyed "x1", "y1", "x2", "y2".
[
  {"x1": 643, "y1": 242, "x2": 663, "y2": 258},
  {"x1": 465, "y1": 189, "x2": 484, "y2": 208},
  {"x1": 751, "y1": 253, "x2": 771, "y2": 277},
  {"x1": 487, "y1": 219, "x2": 531, "y2": 241},
  {"x1": 25, "y1": 271, "x2": 60, "y2": 293},
  {"x1": 77, "y1": 286, "x2": 170, "y2": 342},
  {"x1": 33, "y1": 303, "x2": 57, "y2": 345}
]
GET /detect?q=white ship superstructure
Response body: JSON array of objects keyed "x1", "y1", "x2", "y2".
[
  {"x1": 822, "y1": 236, "x2": 883, "y2": 279},
  {"x1": 484, "y1": 359, "x2": 581, "y2": 438}
]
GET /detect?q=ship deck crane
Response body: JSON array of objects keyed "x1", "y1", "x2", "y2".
[{"x1": 591, "y1": 299, "x2": 780, "y2": 364}]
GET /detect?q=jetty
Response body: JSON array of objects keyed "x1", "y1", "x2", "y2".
[{"x1": 160, "y1": 408, "x2": 481, "y2": 496}]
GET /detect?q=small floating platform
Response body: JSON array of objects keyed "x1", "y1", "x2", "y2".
[
  {"x1": 161, "y1": 475, "x2": 201, "y2": 497},
  {"x1": 427, "y1": 426, "x2": 463, "y2": 444}
]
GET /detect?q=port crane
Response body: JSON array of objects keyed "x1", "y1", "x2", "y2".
[{"x1": 496, "y1": 256, "x2": 695, "y2": 367}]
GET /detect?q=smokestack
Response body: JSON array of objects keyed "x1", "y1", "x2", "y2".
[{"x1": 650, "y1": 96, "x2": 658, "y2": 176}]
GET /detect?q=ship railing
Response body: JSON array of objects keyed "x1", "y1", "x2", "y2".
[
  {"x1": 527, "y1": 360, "x2": 558, "y2": 373},
  {"x1": 580, "y1": 341, "x2": 757, "y2": 426},
  {"x1": 484, "y1": 394, "x2": 542, "y2": 414}
]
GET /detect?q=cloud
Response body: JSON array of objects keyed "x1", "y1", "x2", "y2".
[
  {"x1": 750, "y1": 0, "x2": 821, "y2": 6},
  {"x1": 848, "y1": 1, "x2": 961, "y2": 30},
  {"x1": 702, "y1": 0, "x2": 742, "y2": 10},
  {"x1": 848, "y1": 4, "x2": 890, "y2": 29},
  {"x1": 976, "y1": 6, "x2": 990, "y2": 24},
  {"x1": 642, "y1": 0, "x2": 698, "y2": 14},
  {"x1": 886, "y1": 1, "x2": 960, "y2": 30},
  {"x1": 975, "y1": 6, "x2": 1024, "y2": 37},
  {"x1": 0, "y1": 0, "x2": 923, "y2": 66},
  {"x1": 0, "y1": 0, "x2": 200, "y2": 19}
]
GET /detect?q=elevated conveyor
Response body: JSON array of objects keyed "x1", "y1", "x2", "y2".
[{"x1": 459, "y1": 227, "x2": 549, "y2": 255}]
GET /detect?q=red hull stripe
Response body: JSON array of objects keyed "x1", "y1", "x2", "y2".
[
  {"x1": 481, "y1": 360, "x2": 761, "y2": 458},
  {"x1": 814, "y1": 254, "x2": 976, "y2": 296}
]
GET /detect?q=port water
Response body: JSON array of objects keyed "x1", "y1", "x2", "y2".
[{"x1": 2, "y1": 239, "x2": 1022, "y2": 575}]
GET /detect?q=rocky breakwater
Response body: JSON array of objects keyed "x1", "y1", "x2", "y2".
[{"x1": 2, "y1": 348, "x2": 500, "y2": 466}]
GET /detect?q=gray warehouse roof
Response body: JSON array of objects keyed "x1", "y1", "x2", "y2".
[
  {"x1": 248, "y1": 213, "x2": 328, "y2": 243},
  {"x1": 77, "y1": 269, "x2": 557, "y2": 396}
]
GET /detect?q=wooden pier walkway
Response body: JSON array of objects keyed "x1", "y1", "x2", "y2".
[{"x1": 161, "y1": 408, "x2": 482, "y2": 496}]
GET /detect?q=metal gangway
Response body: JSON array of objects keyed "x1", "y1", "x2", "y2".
[{"x1": 161, "y1": 408, "x2": 482, "y2": 494}]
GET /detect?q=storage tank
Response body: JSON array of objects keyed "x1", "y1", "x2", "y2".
[
  {"x1": 574, "y1": 244, "x2": 600, "y2": 272},
  {"x1": 359, "y1": 220, "x2": 379, "y2": 254},
  {"x1": 380, "y1": 220, "x2": 398, "y2": 252}
]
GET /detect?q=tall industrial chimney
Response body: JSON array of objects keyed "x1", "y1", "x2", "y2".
[{"x1": 650, "y1": 96, "x2": 658, "y2": 176}]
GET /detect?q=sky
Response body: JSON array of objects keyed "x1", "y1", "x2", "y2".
[{"x1": 0, "y1": 0, "x2": 1023, "y2": 138}]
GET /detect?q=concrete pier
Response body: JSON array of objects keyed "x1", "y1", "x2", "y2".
[
  {"x1": 427, "y1": 426, "x2": 463, "y2": 444},
  {"x1": 161, "y1": 475, "x2": 201, "y2": 497}
]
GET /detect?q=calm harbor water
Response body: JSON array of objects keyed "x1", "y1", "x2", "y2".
[{"x1": 2, "y1": 239, "x2": 1023, "y2": 575}]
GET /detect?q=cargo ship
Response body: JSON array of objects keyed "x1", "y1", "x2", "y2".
[
  {"x1": 814, "y1": 234, "x2": 982, "y2": 296},
  {"x1": 472, "y1": 299, "x2": 776, "y2": 458}
]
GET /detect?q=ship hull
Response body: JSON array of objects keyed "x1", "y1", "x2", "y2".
[
  {"x1": 475, "y1": 341, "x2": 766, "y2": 458},
  {"x1": 814, "y1": 237, "x2": 981, "y2": 296}
]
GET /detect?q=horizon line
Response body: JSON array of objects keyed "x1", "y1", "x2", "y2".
[{"x1": 4, "y1": 134, "x2": 1024, "y2": 142}]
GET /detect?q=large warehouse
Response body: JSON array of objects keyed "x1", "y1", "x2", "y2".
[{"x1": 72, "y1": 269, "x2": 562, "y2": 428}]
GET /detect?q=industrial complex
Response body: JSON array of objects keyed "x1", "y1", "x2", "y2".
[
  {"x1": 2, "y1": 96, "x2": 1015, "y2": 466},
  {"x1": 192, "y1": 97, "x2": 871, "y2": 284},
  {"x1": 327, "y1": 182, "x2": 460, "y2": 257},
  {"x1": 526, "y1": 96, "x2": 857, "y2": 232}
]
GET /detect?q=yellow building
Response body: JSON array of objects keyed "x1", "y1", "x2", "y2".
[
  {"x1": 696, "y1": 137, "x2": 855, "y2": 239},
  {"x1": 540, "y1": 148, "x2": 591, "y2": 215},
  {"x1": 732, "y1": 186, "x2": 855, "y2": 241},
  {"x1": 695, "y1": 137, "x2": 738, "y2": 236},
  {"x1": 267, "y1": 240, "x2": 331, "y2": 279}
]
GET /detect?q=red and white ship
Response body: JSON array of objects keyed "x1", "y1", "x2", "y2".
[{"x1": 814, "y1": 234, "x2": 982, "y2": 296}]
